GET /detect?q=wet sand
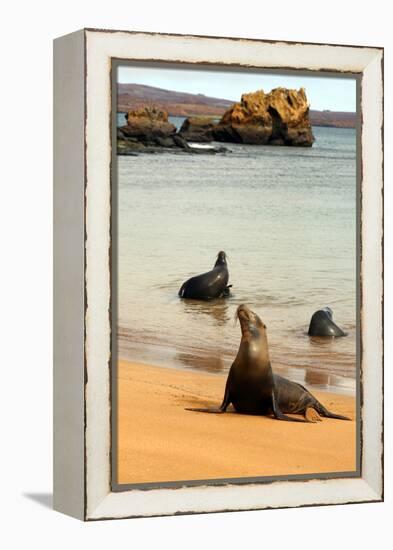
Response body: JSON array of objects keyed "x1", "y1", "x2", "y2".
[{"x1": 117, "y1": 360, "x2": 357, "y2": 485}]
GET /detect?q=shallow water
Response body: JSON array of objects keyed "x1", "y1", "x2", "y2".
[{"x1": 116, "y1": 126, "x2": 357, "y2": 394}]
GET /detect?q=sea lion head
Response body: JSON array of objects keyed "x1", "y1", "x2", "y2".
[
  {"x1": 322, "y1": 306, "x2": 333, "y2": 319},
  {"x1": 308, "y1": 307, "x2": 346, "y2": 337},
  {"x1": 214, "y1": 251, "x2": 227, "y2": 266},
  {"x1": 236, "y1": 304, "x2": 266, "y2": 336},
  {"x1": 236, "y1": 304, "x2": 270, "y2": 362}
]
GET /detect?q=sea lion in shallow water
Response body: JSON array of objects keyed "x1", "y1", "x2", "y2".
[
  {"x1": 178, "y1": 251, "x2": 231, "y2": 300},
  {"x1": 308, "y1": 307, "x2": 347, "y2": 337},
  {"x1": 187, "y1": 304, "x2": 350, "y2": 422}
]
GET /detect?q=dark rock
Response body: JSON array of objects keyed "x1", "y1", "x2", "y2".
[
  {"x1": 117, "y1": 138, "x2": 146, "y2": 154},
  {"x1": 173, "y1": 134, "x2": 191, "y2": 150},
  {"x1": 178, "y1": 116, "x2": 219, "y2": 142},
  {"x1": 155, "y1": 136, "x2": 176, "y2": 148},
  {"x1": 120, "y1": 106, "x2": 176, "y2": 143},
  {"x1": 117, "y1": 104, "x2": 228, "y2": 154}
]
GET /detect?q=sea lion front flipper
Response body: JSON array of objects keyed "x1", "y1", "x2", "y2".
[
  {"x1": 271, "y1": 391, "x2": 306, "y2": 423},
  {"x1": 185, "y1": 377, "x2": 231, "y2": 414},
  {"x1": 185, "y1": 407, "x2": 226, "y2": 413}
]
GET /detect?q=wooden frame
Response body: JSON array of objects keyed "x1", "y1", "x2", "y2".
[{"x1": 53, "y1": 28, "x2": 383, "y2": 521}]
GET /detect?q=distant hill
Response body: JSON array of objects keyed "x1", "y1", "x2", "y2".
[
  {"x1": 118, "y1": 83, "x2": 233, "y2": 117},
  {"x1": 117, "y1": 83, "x2": 357, "y2": 128},
  {"x1": 308, "y1": 110, "x2": 357, "y2": 128}
]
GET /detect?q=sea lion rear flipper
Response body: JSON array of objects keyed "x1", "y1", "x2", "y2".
[
  {"x1": 305, "y1": 407, "x2": 322, "y2": 423},
  {"x1": 271, "y1": 391, "x2": 306, "y2": 423},
  {"x1": 220, "y1": 285, "x2": 232, "y2": 298},
  {"x1": 316, "y1": 403, "x2": 351, "y2": 421}
]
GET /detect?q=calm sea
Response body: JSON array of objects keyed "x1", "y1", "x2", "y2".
[{"x1": 116, "y1": 119, "x2": 357, "y2": 395}]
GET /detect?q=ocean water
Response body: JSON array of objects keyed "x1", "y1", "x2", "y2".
[{"x1": 116, "y1": 125, "x2": 357, "y2": 394}]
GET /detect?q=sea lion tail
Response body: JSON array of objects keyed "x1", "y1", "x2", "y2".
[{"x1": 316, "y1": 403, "x2": 351, "y2": 421}]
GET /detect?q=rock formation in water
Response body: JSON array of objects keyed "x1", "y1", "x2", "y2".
[
  {"x1": 177, "y1": 88, "x2": 315, "y2": 146},
  {"x1": 178, "y1": 116, "x2": 219, "y2": 142},
  {"x1": 213, "y1": 88, "x2": 314, "y2": 146},
  {"x1": 118, "y1": 105, "x2": 187, "y2": 153},
  {"x1": 118, "y1": 105, "x2": 177, "y2": 145},
  {"x1": 117, "y1": 88, "x2": 314, "y2": 153},
  {"x1": 117, "y1": 106, "x2": 226, "y2": 155}
]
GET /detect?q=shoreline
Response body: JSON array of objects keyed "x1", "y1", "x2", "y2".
[
  {"x1": 118, "y1": 338, "x2": 357, "y2": 396},
  {"x1": 117, "y1": 359, "x2": 357, "y2": 485}
]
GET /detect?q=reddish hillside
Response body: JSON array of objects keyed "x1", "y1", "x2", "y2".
[
  {"x1": 310, "y1": 110, "x2": 357, "y2": 128},
  {"x1": 118, "y1": 83, "x2": 233, "y2": 116}
]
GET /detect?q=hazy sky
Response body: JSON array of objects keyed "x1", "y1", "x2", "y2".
[{"x1": 118, "y1": 65, "x2": 357, "y2": 112}]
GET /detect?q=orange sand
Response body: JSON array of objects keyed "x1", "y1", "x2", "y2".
[{"x1": 117, "y1": 360, "x2": 357, "y2": 484}]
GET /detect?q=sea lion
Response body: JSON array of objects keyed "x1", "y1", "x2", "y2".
[
  {"x1": 178, "y1": 251, "x2": 231, "y2": 300},
  {"x1": 308, "y1": 307, "x2": 347, "y2": 337},
  {"x1": 186, "y1": 304, "x2": 350, "y2": 422}
]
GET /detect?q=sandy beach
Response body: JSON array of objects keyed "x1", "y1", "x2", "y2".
[{"x1": 117, "y1": 360, "x2": 356, "y2": 485}]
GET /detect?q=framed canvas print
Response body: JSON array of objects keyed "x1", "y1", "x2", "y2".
[{"x1": 53, "y1": 29, "x2": 384, "y2": 521}]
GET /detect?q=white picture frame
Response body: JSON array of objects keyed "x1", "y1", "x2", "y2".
[{"x1": 53, "y1": 28, "x2": 383, "y2": 521}]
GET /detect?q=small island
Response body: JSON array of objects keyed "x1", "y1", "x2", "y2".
[
  {"x1": 117, "y1": 87, "x2": 315, "y2": 154},
  {"x1": 180, "y1": 87, "x2": 314, "y2": 146}
]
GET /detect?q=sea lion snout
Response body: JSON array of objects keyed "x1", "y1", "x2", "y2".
[
  {"x1": 237, "y1": 303, "x2": 251, "y2": 316},
  {"x1": 236, "y1": 304, "x2": 266, "y2": 330},
  {"x1": 215, "y1": 251, "x2": 227, "y2": 264},
  {"x1": 236, "y1": 304, "x2": 252, "y2": 321}
]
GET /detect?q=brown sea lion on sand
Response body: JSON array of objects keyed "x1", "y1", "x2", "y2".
[{"x1": 186, "y1": 304, "x2": 350, "y2": 423}]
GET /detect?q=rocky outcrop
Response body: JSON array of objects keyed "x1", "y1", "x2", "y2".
[
  {"x1": 119, "y1": 106, "x2": 177, "y2": 143},
  {"x1": 118, "y1": 105, "x2": 180, "y2": 153},
  {"x1": 178, "y1": 116, "x2": 219, "y2": 142},
  {"x1": 213, "y1": 88, "x2": 314, "y2": 146},
  {"x1": 117, "y1": 106, "x2": 227, "y2": 155},
  {"x1": 117, "y1": 88, "x2": 315, "y2": 154}
]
